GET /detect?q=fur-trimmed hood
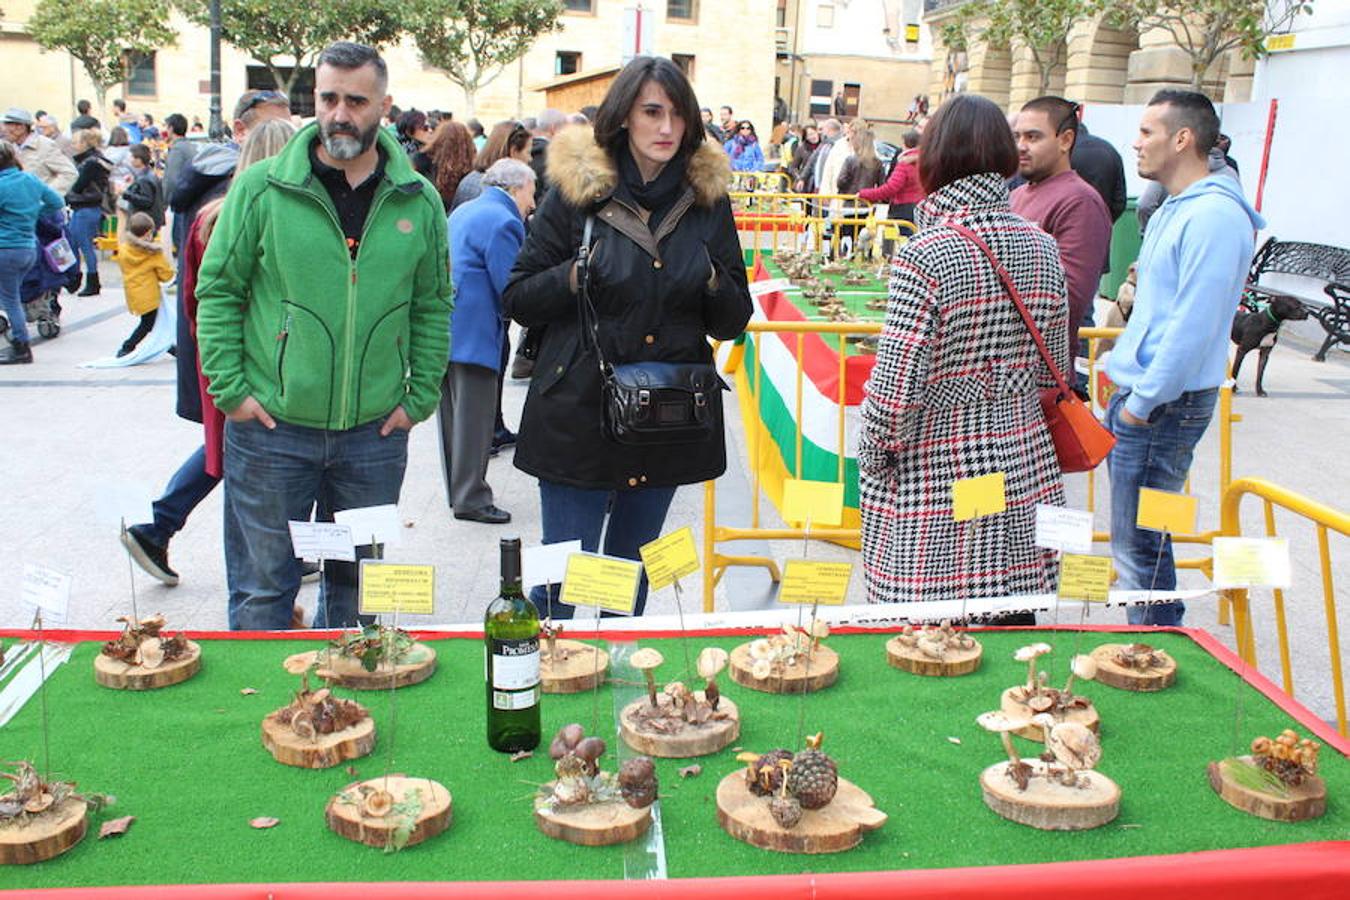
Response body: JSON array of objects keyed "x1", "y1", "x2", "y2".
[
  {"x1": 122, "y1": 232, "x2": 163, "y2": 255},
  {"x1": 546, "y1": 125, "x2": 731, "y2": 209}
]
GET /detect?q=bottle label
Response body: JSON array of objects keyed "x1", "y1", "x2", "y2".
[
  {"x1": 490, "y1": 637, "x2": 540, "y2": 691},
  {"x1": 493, "y1": 686, "x2": 539, "y2": 711}
]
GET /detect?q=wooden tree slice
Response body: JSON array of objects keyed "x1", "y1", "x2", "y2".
[
  {"x1": 542, "y1": 640, "x2": 609, "y2": 694},
  {"x1": 1000, "y1": 687, "x2": 1099, "y2": 743},
  {"x1": 0, "y1": 796, "x2": 88, "y2": 865},
  {"x1": 885, "y1": 636, "x2": 982, "y2": 676},
  {"x1": 728, "y1": 643, "x2": 838, "y2": 694},
  {"x1": 716, "y1": 771, "x2": 886, "y2": 854},
  {"x1": 1207, "y1": 756, "x2": 1327, "y2": 822},
  {"x1": 94, "y1": 641, "x2": 201, "y2": 691},
  {"x1": 979, "y1": 760, "x2": 1120, "y2": 831},
  {"x1": 1090, "y1": 644, "x2": 1177, "y2": 692},
  {"x1": 619, "y1": 696, "x2": 740, "y2": 758},
  {"x1": 533, "y1": 787, "x2": 652, "y2": 846},
  {"x1": 261, "y1": 711, "x2": 377, "y2": 769},
  {"x1": 325, "y1": 775, "x2": 452, "y2": 850},
  {"x1": 283, "y1": 644, "x2": 437, "y2": 690}
]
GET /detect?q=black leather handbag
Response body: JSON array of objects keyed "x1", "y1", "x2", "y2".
[{"x1": 576, "y1": 216, "x2": 724, "y2": 446}]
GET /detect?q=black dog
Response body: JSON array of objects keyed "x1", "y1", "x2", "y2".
[{"x1": 1231, "y1": 294, "x2": 1310, "y2": 396}]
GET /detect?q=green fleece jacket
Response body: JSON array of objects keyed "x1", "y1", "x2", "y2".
[{"x1": 195, "y1": 123, "x2": 452, "y2": 429}]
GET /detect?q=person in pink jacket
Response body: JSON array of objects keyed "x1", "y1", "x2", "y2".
[{"x1": 859, "y1": 129, "x2": 922, "y2": 224}]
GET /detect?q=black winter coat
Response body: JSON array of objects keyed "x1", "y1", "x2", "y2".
[{"x1": 503, "y1": 128, "x2": 752, "y2": 491}]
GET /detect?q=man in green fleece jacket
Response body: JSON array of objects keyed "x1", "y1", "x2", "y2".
[{"x1": 196, "y1": 42, "x2": 452, "y2": 630}]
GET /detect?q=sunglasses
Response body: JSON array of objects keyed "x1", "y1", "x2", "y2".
[
  {"x1": 1056, "y1": 101, "x2": 1081, "y2": 136},
  {"x1": 239, "y1": 90, "x2": 289, "y2": 116}
]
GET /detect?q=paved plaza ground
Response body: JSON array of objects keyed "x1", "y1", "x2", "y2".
[{"x1": 1, "y1": 256, "x2": 1346, "y2": 726}]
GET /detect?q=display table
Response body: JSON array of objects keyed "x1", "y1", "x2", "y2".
[{"x1": 1, "y1": 624, "x2": 1346, "y2": 897}]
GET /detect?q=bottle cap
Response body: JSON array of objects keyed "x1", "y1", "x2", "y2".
[{"x1": 500, "y1": 537, "x2": 522, "y2": 584}]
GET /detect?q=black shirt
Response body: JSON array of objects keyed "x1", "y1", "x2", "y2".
[{"x1": 309, "y1": 139, "x2": 387, "y2": 257}]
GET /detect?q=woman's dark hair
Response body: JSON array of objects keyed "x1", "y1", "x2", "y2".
[
  {"x1": 427, "y1": 119, "x2": 477, "y2": 204},
  {"x1": 129, "y1": 143, "x2": 152, "y2": 166},
  {"x1": 736, "y1": 120, "x2": 757, "y2": 138},
  {"x1": 474, "y1": 120, "x2": 530, "y2": 172},
  {"x1": 917, "y1": 94, "x2": 1017, "y2": 193},
  {"x1": 466, "y1": 117, "x2": 484, "y2": 138},
  {"x1": 592, "y1": 56, "x2": 704, "y2": 158},
  {"x1": 397, "y1": 109, "x2": 427, "y2": 143},
  {"x1": 109, "y1": 126, "x2": 129, "y2": 147},
  {"x1": 0, "y1": 140, "x2": 18, "y2": 171}
]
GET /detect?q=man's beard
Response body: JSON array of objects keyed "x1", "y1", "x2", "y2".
[{"x1": 321, "y1": 120, "x2": 377, "y2": 161}]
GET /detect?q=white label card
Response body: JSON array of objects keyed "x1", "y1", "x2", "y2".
[
  {"x1": 1212, "y1": 537, "x2": 1292, "y2": 589},
  {"x1": 333, "y1": 504, "x2": 402, "y2": 547},
  {"x1": 1035, "y1": 505, "x2": 1095, "y2": 554},
  {"x1": 287, "y1": 521, "x2": 356, "y2": 562},
  {"x1": 522, "y1": 540, "x2": 583, "y2": 589},
  {"x1": 749, "y1": 278, "x2": 793, "y2": 297},
  {"x1": 22, "y1": 564, "x2": 71, "y2": 623},
  {"x1": 96, "y1": 483, "x2": 155, "y2": 527}
]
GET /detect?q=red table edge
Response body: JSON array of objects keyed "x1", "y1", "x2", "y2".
[{"x1": 10, "y1": 840, "x2": 1350, "y2": 899}]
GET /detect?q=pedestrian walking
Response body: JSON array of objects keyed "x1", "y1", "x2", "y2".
[
  {"x1": 0, "y1": 139, "x2": 64, "y2": 365},
  {"x1": 113, "y1": 212, "x2": 173, "y2": 357}
]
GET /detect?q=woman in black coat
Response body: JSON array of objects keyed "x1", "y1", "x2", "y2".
[{"x1": 503, "y1": 56, "x2": 752, "y2": 618}]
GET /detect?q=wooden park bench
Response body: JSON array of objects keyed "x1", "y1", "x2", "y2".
[{"x1": 1245, "y1": 238, "x2": 1350, "y2": 361}]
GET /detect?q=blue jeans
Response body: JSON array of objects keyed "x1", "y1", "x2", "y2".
[
  {"x1": 223, "y1": 417, "x2": 409, "y2": 630},
  {"x1": 0, "y1": 246, "x2": 36, "y2": 344},
  {"x1": 69, "y1": 207, "x2": 101, "y2": 275},
  {"x1": 1106, "y1": 387, "x2": 1218, "y2": 626},
  {"x1": 141, "y1": 445, "x2": 220, "y2": 547},
  {"x1": 529, "y1": 480, "x2": 678, "y2": 619}
]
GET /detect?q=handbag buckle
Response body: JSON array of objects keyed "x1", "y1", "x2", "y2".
[
  {"x1": 694, "y1": 392, "x2": 706, "y2": 408},
  {"x1": 638, "y1": 389, "x2": 651, "y2": 406}
]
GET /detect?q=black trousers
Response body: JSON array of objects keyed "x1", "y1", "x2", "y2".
[{"x1": 122, "y1": 309, "x2": 157, "y2": 351}]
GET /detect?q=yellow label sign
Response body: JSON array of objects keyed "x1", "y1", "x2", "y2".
[
  {"x1": 1136, "y1": 488, "x2": 1198, "y2": 535},
  {"x1": 1266, "y1": 33, "x2": 1296, "y2": 51},
  {"x1": 1059, "y1": 554, "x2": 1112, "y2": 603},
  {"x1": 782, "y1": 479, "x2": 845, "y2": 527},
  {"x1": 561, "y1": 553, "x2": 642, "y2": 615},
  {"x1": 639, "y1": 527, "x2": 700, "y2": 592},
  {"x1": 779, "y1": 559, "x2": 852, "y2": 606},
  {"x1": 1213, "y1": 537, "x2": 1292, "y2": 589},
  {"x1": 952, "y1": 473, "x2": 1007, "y2": 522},
  {"x1": 359, "y1": 562, "x2": 435, "y2": 615}
]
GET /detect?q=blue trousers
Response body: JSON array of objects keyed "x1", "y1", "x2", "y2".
[
  {"x1": 69, "y1": 207, "x2": 101, "y2": 275},
  {"x1": 1106, "y1": 387, "x2": 1218, "y2": 626},
  {"x1": 223, "y1": 417, "x2": 408, "y2": 630},
  {"x1": 529, "y1": 480, "x2": 678, "y2": 620},
  {"x1": 0, "y1": 246, "x2": 36, "y2": 344},
  {"x1": 141, "y1": 445, "x2": 220, "y2": 547}
]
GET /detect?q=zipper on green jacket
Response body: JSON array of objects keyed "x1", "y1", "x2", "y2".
[{"x1": 277, "y1": 312, "x2": 291, "y2": 397}]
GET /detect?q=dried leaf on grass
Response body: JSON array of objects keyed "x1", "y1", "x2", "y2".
[
  {"x1": 99, "y1": 815, "x2": 135, "y2": 839},
  {"x1": 240, "y1": 688, "x2": 258, "y2": 696},
  {"x1": 678, "y1": 764, "x2": 702, "y2": 779},
  {"x1": 249, "y1": 816, "x2": 280, "y2": 829},
  {"x1": 345, "y1": 765, "x2": 360, "y2": 776},
  {"x1": 510, "y1": 750, "x2": 533, "y2": 762}
]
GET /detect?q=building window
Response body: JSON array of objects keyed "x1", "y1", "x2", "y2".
[
  {"x1": 776, "y1": 0, "x2": 787, "y2": 27},
  {"x1": 668, "y1": 0, "x2": 696, "y2": 21},
  {"x1": 555, "y1": 51, "x2": 582, "y2": 76},
  {"x1": 246, "y1": 65, "x2": 311, "y2": 118},
  {"x1": 672, "y1": 54, "x2": 695, "y2": 79},
  {"x1": 563, "y1": 0, "x2": 593, "y2": 12},
  {"x1": 816, "y1": 3, "x2": 834, "y2": 28},
  {"x1": 125, "y1": 51, "x2": 156, "y2": 98}
]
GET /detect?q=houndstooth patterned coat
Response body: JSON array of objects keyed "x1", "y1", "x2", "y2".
[{"x1": 859, "y1": 172, "x2": 1069, "y2": 605}]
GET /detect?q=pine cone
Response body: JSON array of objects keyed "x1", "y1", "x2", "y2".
[
  {"x1": 746, "y1": 749, "x2": 793, "y2": 796},
  {"x1": 787, "y1": 748, "x2": 838, "y2": 809},
  {"x1": 619, "y1": 756, "x2": 658, "y2": 808}
]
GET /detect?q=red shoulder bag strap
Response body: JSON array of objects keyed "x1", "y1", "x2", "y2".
[{"x1": 947, "y1": 223, "x2": 1074, "y2": 400}]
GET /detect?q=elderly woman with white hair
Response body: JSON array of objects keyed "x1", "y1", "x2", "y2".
[{"x1": 440, "y1": 157, "x2": 536, "y2": 523}]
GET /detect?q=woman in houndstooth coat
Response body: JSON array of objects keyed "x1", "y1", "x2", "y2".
[{"x1": 858, "y1": 94, "x2": 1069, "y2": 605}]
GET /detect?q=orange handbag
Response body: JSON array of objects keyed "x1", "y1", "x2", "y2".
[{"x1": 950, "y1": 224, "x2": 1115, "y2": 473}]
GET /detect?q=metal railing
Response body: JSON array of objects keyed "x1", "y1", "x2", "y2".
[{"x1": 731, "y1": 190, "x2": 916, "y2": 259}]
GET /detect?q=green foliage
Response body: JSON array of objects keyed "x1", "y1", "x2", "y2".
[
  {"x1": 175, "y1": 0, "x2": 404, "y2": 95},
  {"x1": 27, "y1": 0, "x2": 177, "y2": 105},
  {"x1": 1219, "y1": 757, "x2": 1291, "y2": 798},
  {"x1": 956, "y1": 0, "x2": 1090, "y2": 93},
  {"x1": 385, "y1": 788, "x2": 423, "y2": 853},
  {"x1": 410, "y1": 0, "x2": 563, "y2": 114}
]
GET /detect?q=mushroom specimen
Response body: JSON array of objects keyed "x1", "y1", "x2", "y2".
[
  {"x1": 697, "y1": 647, "x2": 729, "y2": 710},
  {"x1": 809, "y1": 619, "x2": 830, "y2": 652},
  {"x1": 1061, "y1": 654, "x2": 1098, "y2": 697},
  {"x1": 630, "y1": 648, "x2": 665, "y2": 708},
  {"x1": 1014, "y1": 643, "x2": 1053, "y2": 696},
  {"x1": 1038, "y1": 717, "x2": 1102, "y2": 787},
  {"x1": 978, "y1": 710, "x2": 1034, "y2": 790}
]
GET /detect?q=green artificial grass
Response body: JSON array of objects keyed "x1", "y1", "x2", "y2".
[{"x1": 2, "y1": 631, "x2": 1346, "y2": 889}]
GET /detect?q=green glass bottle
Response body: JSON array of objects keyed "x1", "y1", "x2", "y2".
[{"x1": 485, "y1": 537, "x2": 541, "y2": 753}]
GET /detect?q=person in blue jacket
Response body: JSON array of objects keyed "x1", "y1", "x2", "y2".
[
  {"x1": 724, "y1": 119, "x2": 764, "y2": 172},
  {"x1": 440, "y1": 157, "x2": 536, "y2": 524},
  {"x1": 0, "y1": 139, "x2": 65, "y2": 364}
]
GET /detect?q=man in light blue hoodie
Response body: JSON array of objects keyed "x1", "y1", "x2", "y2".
[{"x1": 1105, "y1": 90, "x2": 1264, "y2": 625}]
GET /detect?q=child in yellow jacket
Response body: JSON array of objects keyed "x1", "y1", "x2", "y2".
[{"x1": 114, "y1": 212, "x2": 173, "y2": 358}]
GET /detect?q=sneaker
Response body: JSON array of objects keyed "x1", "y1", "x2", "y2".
[
  {"x1": 120, "y1": 524, "x2": 180, "y2": 586},
  {"x1": 299, "y1": 561, "x2": 321, "y2": 583}
]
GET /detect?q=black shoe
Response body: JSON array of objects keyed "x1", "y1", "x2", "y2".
[
  {"x1": 0, "y1": 340, "x2": 32, "y2": 365},
  {"x1": 454, "y1": 505, "x2": 512, "y2": 524},
  {"x1": 77, "y1": 272, "x2": 101, "y2": 297},
  {"x1": 120, "y1": 524, "x2": 179, "y2": 586},
  {"x1": 510, "y1": 355, "x2": 534, "y2": 380},
  {"x1": 492, "y1": 428, "x2": 517, "y2": 450},
  {"x1": 299, "y1": 561, "x2": 321, "y2": 583}
]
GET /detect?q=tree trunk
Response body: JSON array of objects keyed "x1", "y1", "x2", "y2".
[{"x1": 463, "y1": 86, "x2": 477, "y2": 117}]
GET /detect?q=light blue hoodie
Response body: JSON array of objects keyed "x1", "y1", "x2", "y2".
[{"x1": 1106, "y1": 174, "x2": 1264, "y2": 419}]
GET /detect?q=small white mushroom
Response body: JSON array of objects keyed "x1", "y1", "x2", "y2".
[
  {"x1": 751, "y1": 658, "x2": 773, "y2": 680},
  {"x1": 748, "y1": 639, "x2": 773, "y2": 660},
  {"x1": 136, "y1": 637, "x2": 165, "y2": 670},
  {"x1": 630, "y1": 648, "x2": 665, "y2": 707},
  {"x1": 809, "y1": 618, "x2": 830, "y2": 649},
  {"x1": 697, "y1": 647, "x2": 729, "y2": 680},
  {"x1": 977, "y1": 710, "x2": 1031, "y2": 764},
  {"x1": 1014, "y1": 643, "x2": 1053, "y2": 692},
  {"x1": 1063, "y1": 654, "x2": 1098, "y2": 696}
]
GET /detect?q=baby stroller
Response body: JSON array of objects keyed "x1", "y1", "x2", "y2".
[{"x1": 1, "y1": 213, "x2": 78, "y2": 341}]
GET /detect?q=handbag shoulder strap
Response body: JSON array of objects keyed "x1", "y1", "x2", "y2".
[
  {"x1": 576, "y1": 215, "x2": 608, "y2": 371},
  {"x1": 947, "y1": 222, "x2": 1073, "y2": 398}
]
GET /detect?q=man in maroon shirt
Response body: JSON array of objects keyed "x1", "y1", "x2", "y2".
[{"x1": 1011, "y1": 96, "x2": 1112, "y2": 369}]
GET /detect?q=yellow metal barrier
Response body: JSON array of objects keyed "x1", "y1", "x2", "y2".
[
  {"x1": 1221, "y1": 477, "x2": 1350, "y2": 735},
  {"x1": 730, "y1": 191, "x2": 915, "y2": 260}
]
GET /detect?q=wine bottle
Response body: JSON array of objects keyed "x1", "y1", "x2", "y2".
[{"x1": 485, "y1": 537, "x2": 541, "y2": 753}]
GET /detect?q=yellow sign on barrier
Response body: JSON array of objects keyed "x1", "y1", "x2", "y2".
[
  {"x1": 639, "y1": 527, "x2": 700, "y2": 592},
  {"x1": 561, "y1": 553, "x2": 642, "y2": 615},
  {"x1": 779, "y1": 559, "x2": 852, "y2": 605},
  {"x1": 1058, "y1": 554, "x2": 1112, "y2": 603},
  {"x1": 1137, "y1": 488, "x2": 1198, "y2": 535},
  {"x1": 359, "y1": 562, "x2": 435, "y2": 615},
  {"x1": 782, "y1": 478, "x2": 845, "y2": 526},
  {"x1": 952, "y1": 473, "x2": 1007, "y2": 522}
]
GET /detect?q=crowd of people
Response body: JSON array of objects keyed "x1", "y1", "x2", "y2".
[{"x1": 1, "y1": 46, "x2": 1257, "y2": 633}]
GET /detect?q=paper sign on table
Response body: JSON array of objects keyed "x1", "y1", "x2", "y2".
[
  {"x1": 639, "y1": 528, "x2": 700, "y2": 592},
  {"x1": 1136, "y1": 488, "x2": 1197, "y2": 535},
  {"x1": 1058, "y1": 554, "x2": 1112, "y2": 603},
  {"x1": 779, "y1": 559, "x2": 852, "y2": 606},
  {"x1": 782, "y1": 478, "x2": 845, "y2": 527},
  {"x1": 334, "y1": 504, "x2": 403, "y2": 547},
  {"x1": 358, "y1": 562, "x2": 435, "y2": 615},
  {"x1": 1035, "y1": 505, "x2": 1095, "y2": 554},
  {"x1": 522, "y1": 540, "x2": 583, "y2": 589},
  {"x1": 96, "y1": 483, "x2": 154, "y2": 527},
  {"x1": 952, "y1": 473, "x2": 1006, "y2": 522},
  {"x1": 22, "y1": 564, "x2": 71, "y2": 623},
  {"x1": 1213, "y1": 537, "x2": 1292, "y2": 589},
  {"x1": 749, "y1": 278, "x2": 792, "y2": 297},
  {"x1": 287, "y1": 521, "x2": 356, "y2": 562},
  {"x1": 561, "y1": 553, "x2": 642, "y2": 615}
]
